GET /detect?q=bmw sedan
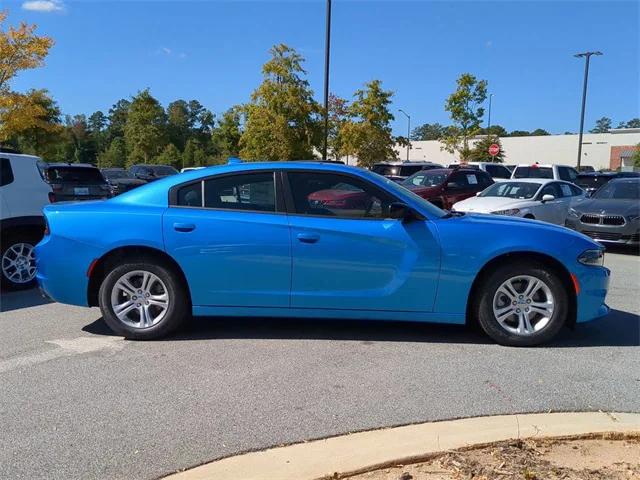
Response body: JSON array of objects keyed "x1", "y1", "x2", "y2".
[
  {"x1": 36, "y1": 161, "x2": 610, "y2": 346},
  {"x1": 453, "y1": 179, "x2": 587, "y2": 225}
]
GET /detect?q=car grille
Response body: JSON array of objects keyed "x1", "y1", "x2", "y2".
[
  {"x1": 582, "y1": 231, "x2": 623, "y2": 241},
  {"x1": 580, "y1": 214, "x2": 625, "y2": 226}
]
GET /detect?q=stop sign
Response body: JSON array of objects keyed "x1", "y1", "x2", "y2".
[{"x1": 488, "y1": 143, "x2": 500, "y2": 156}]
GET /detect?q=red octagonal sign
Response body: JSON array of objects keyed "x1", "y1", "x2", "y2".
[{"x1": 488, "y1": 143, "x2": 500, "y2": 156}]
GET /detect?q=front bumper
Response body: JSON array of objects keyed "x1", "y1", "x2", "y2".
[
  {"x1": 574, "y1": 263, "x2": 611, "y2": 324},
  {"x1": 565, "y1": 218, "x2": 640, "y2": 246}
]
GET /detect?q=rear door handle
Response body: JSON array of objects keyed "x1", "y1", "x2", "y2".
[
  {"x1": 297, "y1": 233, "x2": 320, "y2": 244},
  {"x1": 173, "y1": 223, "x2": 196, "y2": 232}
]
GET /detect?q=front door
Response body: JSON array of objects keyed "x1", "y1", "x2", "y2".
[
  {"x1": 284, "y1": 171, "x2": 440, "y2": 312},
  {"x1": 163, "y1": 171, "x2": 291, "y2": 307}
]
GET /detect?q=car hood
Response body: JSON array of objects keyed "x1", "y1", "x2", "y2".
[
  {"x1": 453, "y1": 196, "x2": 534, "y2": 212},
  {"x1": 572, "y1": 198, "x2": 639, "y2": 216}
]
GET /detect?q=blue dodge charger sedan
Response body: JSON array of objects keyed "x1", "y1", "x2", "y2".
[{"x1": 36, "y1": 161, "x2": 610, "y2": 346}]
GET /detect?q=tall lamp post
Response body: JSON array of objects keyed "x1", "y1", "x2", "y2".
[
  {"x1": 322, "y1": 0, "x2": 332, "y2": 161},
  {"x1": 574, "y1": 51, "x2": 602, "y2": 169},
  {"x1": 487, "y1": 93, "x2": 493, "y2": 130},
  {"x1": 398, "y1": 109, "x2": 411, "y2": 161}
]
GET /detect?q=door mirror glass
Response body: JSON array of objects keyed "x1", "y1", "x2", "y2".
[
  {"x1": 541, "y1": 194, "x2": 555, "y2": 202},
  {"x1": 388, "y1": 202, "x2": 410, "y2": 220}
]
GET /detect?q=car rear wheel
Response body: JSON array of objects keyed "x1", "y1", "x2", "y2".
[
  {"x1": 477, "y1": 263, "x2": 568, "y2": 346},
  {"x1": 98, "y1": 260, "x2": 190, "y2": 339},
  {"x1": 1, "y1": 234, "x2": 39, "y2": 290}
]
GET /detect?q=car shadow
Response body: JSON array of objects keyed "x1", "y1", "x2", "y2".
[
  {"x1": 82, "y1": 308, "x2": 639, "y2": 348},
  {"x1": 605, "y1": 245, "x2": 640, "y2": 256},
  {"x1": 0, "y1": 288, "x2": 52, "y2": 313}
]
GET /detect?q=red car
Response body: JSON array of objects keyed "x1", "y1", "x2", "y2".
[
  {"x1": 307, "y1": 182, "x2": 373, "y2": 212},
  {"x1": 401, "y1": 168, "x2": 494, "y2": 210}
]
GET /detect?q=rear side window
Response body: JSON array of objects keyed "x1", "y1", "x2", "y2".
[
  {"x1": 513, "y1": 166, "x2": 554, "y2": 179},
  {"x1": 0, "y1": 158, "x2": 14, "y2": 187},
  {"x1": 399, "y1": 165, "x2": 423, "y2": 177},
  {"x1": 177, "y1": 182, "x2": 202, "y2": 207},
  {"x1": 204, "y1": 172, "x2": 275, "y2": 212},
  {"x1": 569, "y1": 184, "x2": 583, "y2": 196}
]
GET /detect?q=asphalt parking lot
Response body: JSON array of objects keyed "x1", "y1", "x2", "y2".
[{"x1": 1, "y1": 250, "x2": 638, "y2": 480}]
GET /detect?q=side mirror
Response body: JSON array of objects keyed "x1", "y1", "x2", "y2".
[
  {"x1": 388, "y1": 202, "x2": 410, "y2": 220},
  {"x1": 541, "y1": 194, "x2": 555, "y2": 202},
  {"x1": 476, "y1": 191, "x2": 482, "y2": 196}
]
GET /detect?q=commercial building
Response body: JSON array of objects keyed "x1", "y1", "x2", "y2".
[{"x1": 393, "y1": 128, "x2": 640, "y2": 170}]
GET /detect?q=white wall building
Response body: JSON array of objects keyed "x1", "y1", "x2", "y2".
[{"x1": 391, "y1": 128, "x2": 640, "y2": 170}]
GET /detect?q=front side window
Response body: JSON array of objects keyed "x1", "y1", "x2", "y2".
[
  {"x1": 287, "y1": 172, "x2": 393, "y2": 219},
  {"x1": 204, "y1": 172, "x2": 276, "y2": 212},
  {"x1": 559, "y1": 183, "x2": 573, "y2": 197},
  {"x1": 539, "y1": 183, "x2": 563, "y2": 199}
]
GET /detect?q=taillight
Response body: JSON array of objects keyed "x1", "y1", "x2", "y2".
[
  {"x1": 43, "y1": 217, "x2": 50, "y2": 236},
  {"x1": 48, "y1": 192, "x2": 57, "y2": 203}
]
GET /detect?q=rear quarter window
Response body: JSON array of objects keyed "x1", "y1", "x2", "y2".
[
  {"x1": 0, "y1": 158, "x2": 14, "y2": 187},
  {"x1": 513, "y1": 166, "x2": 554, "y2": 179}
]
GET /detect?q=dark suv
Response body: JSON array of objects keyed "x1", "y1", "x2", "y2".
[
  {"x1": 40, "y1": 163, "x2": 111, "y2": 203},
  {"x1": 130, "y1": 164, "x2": 178, "y2": 182},
  {"x1": 401, "y1": 168, "x2": 494, "y2": 209},
  {"x1": 101, "y1": 168, "x2": 146, "y2": 195}
]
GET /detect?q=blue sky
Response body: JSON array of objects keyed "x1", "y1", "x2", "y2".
[{"x1": 6, "y1": 0, "x2": 639, "y2": 135}]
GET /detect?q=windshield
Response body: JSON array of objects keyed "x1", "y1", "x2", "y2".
[
  {"x1": 575, "y1": 175, "x2": 611, "y2": 189},
  {"x1": 402, "y1": 170, "x2": 449, "y2": 187},
  {"x1": 513, "y1": 166, "x2": 553, "y2": 179},
  {"x1": 368, "y1": 171, "x2": 447, "y2": 218},
  {"x1": 480, "y1": 182, "x2": 541, "y2": 199},
  {"x1": 45, "y1": 167, "x2": 105, "y2": 184},
  {"x1": 593, "y1": 181, "x2": 640, "y2": 200},
  {"x1": 102, "y1": 169, "x2": 132, "y2": 179}
]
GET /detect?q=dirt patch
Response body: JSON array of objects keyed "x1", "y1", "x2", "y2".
[{"x1": 343, "y1": 433, "x2": 640, "y2": 480}]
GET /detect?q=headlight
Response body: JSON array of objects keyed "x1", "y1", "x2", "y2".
[
  {"x1": 491, "y1": 208, "x2": 521, "y2": 216},
  {"x1": 578, "y1": 249, "x2": 605, "y2": 267},
  {"x1": 568, "y1": 208, "x2": 580, "y2": 219}
]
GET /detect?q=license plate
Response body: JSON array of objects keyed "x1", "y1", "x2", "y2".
[{"x1": 74, "y1": 187, "x2": 89, "y2": 195}]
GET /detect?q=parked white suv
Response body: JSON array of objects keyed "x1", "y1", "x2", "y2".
[
  {"x1": 466, "y1": 162, "x2": 513, "y2": 180},
  {"x1": 511, "y1": 163, "x2": 579, "y2": 183},
  {"x1": 0, "y1": 151, "x2": 51, "y2": 289}
]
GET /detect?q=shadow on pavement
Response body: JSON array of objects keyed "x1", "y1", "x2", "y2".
[
  {"x1": 83, "y1": 308, "x2": 639, "y2": 348},
  {"x1": 605, "y1": 245, "x2": 640, "y2": 256},
  {"x1": 0, "y1": 288, "x2": 52, "y2": 313}
]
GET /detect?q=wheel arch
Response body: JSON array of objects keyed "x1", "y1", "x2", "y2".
[
  {"x1": 466, "y1": 251, "x2": 577, "y2": 329},
  {"x1": 87, "y1": 245, "x2": 190, "y2": 307}
]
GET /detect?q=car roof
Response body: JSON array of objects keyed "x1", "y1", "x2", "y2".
[
  {"x1": 498, "y1": 178, "x2": 560, "y2": 185},
  {"x1": 46, "y1": 162, "x2": 98, "y2": 168},
  {"x1": 373, "y1": 161, "x2": 439, "y2": 166},
  {"x1": 608, "y1": 177, "x2": 640, "y2": 184}
]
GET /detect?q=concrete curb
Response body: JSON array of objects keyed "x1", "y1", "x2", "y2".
[{"x1": 163, "y1": 412, "x2": 640, "y2": 480}]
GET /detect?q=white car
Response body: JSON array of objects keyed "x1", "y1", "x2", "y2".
[
  {"x1": 1, "y1": 150, "x2": 51, "y2": 289},
  {"x1": 511, "y1": 163, "x2": 579, "y2": 183},
  {"x1": 452, "y1": 178, "x2": 587, "y2": 225}
]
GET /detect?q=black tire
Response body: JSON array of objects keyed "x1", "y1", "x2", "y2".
[
  {"x1": 98, "y1": 259, "x2": 190, "y2": 340},
  {"x1": 1, "y1": 233, "x2": 41, "y2": 290},
  {"x1": 477, "y1": 262, "x2": 568, "y2": 347}
]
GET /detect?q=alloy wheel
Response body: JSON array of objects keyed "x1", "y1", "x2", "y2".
[
  {"x1": 2, "y1": 243, "x2": 36, "y2": 284},
  {"x1": 492, "y1": 275, "x2": 555, "y2": 336},
  {"x1": 110, "y1": 270, "x2": 170, "y2": 329}
]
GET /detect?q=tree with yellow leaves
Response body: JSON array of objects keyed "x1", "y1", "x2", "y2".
[{"x1": 0, "y1": 10, "x2": 58, "y2": 145}]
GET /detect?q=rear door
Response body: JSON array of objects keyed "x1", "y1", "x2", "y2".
[
  {"x1": 163, "y1": 171, "x2": 291, "y2": 307},
  {"x1": 284, "y1": 170, "x2": 440, "y2": 312}
]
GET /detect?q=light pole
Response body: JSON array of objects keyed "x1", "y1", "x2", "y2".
[
  {"x1": 322, "y1": 0, "x2": 332, "y2": 161},
  {"x1": 574, "y1": 51, "x2": 602, "y2": 169},
  {"x1": 398, "y1": 109, "x2": 411, "y2": 161},
  {"x1": 487, "y1": 93, "x2": 493, "y2": 130}
]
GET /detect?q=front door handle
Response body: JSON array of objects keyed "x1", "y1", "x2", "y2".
[
  {"x1": 173, "y1": 223, "x2": 196, "y2": 232},
  {"x1": 297, "y1": 233, "x2": 320, "y2": 244}
]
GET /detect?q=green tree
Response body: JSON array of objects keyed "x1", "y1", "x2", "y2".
[
  {"x1": 124, "y1": 89, "x2": 167, "y2": 166},
  {"x1": 327, "y1": 93, "x2": 349, "y2": 160},
  {"x1": 239, "y1": 44, "x2": 321, "y2": 160},
  {"x1": 441, "y1": 73, "x2": 487, "y2": 160},
  {"x1": 480, "y1": 124, "x2": 508, "y2": 137},
  {"x1": 106, "y1": 98, "x2": 130, "y2": 142},
  {"x1": 625, "y1": 118, "x2": 640, "y2": 129},
  {"x1": 530, "y1": 128, "x2": 550, "y2": 136},
  {"x1": 411, "y1": 122, "x2": 446, "y2": 141},
  {"x1": 340, "y1": 79, "x2": 397, "y2": 167},
  {"x1": 468, "y1": 135, "x2": 505, "y2": 163},
  {"x1": 155, "y1": 143, "x2": 182, "y2": 169},
  {"x1": 508, "y1": 130, "x2": 530, "y2": 137},
  {"x1": 87, "y1": 110, "x2": 108, "y2": 153},
  {"x1": 97, "y1": 137, "x2": 126, "y2": 168},
  {"x1": 212, "y1": 106, "x2": 242, "y2": 160},
  {"x1": 166, "y1": 99, "x2": 190, "y2": 151},
  {"x1": 590, "y1": 117, "x2": 611, "y2": 133},
  {"x1": 632, "y1": 144, "x2": 640, "y2": 168},
  {"x1": 182, "y1": 138, "x2": 209, "y2": 168}
]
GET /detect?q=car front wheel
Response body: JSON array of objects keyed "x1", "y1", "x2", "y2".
[
  {"x1": 477, "y1": 263, "x2": 568, "y2": 346},
  {"x1": 98, "y1": 260, "x2": 190, "y2": 339}
]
